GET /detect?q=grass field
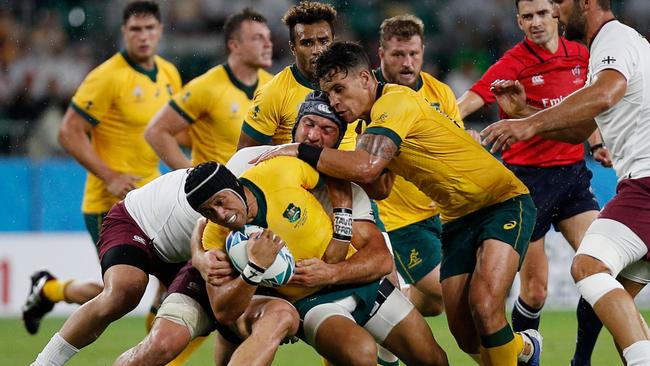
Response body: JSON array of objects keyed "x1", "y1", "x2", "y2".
[{"x1": 4, "y1": 310, "x2": 636, "y2": 365}]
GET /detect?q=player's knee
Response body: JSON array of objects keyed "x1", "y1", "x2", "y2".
[
  {"x1": 420, "y1": 299, "x2": 444, "y2": 317},
  {"x1": 94, "y1": 289, "x2": 140, "y2": 319},
  {"x1": 571, "y1": 254, "x2": 611, "y2": 283},
  {"x1": 262, "y1": 302, "x2": 300, "y2": 339},
  {"x1": 575, "y1": 272, "x2": 624, "y2": 308},
  {"x1": 145, "y1": 331, "x2": 188, "y2": 364},
  {"x1": 343, "y1": 338, "x2": 377, "y2": 366},
  {"x1": 468, "y1": 292, "x2": 500, "y2": 323},
  {"x1": 524, "y1": 285, "x2": 547, "y2": 309}
]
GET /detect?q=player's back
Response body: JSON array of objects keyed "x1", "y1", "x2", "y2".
[
  {"x1": 366, "y1": 84, "x2": 528, "y2": 222},
  {"x1": 124, "y1": 169, "x2": 200, "y2": 263}
]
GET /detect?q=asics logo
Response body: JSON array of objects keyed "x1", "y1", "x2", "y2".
[{"x1": 503, "y1": 220, "x2": 517, "y2": 230}]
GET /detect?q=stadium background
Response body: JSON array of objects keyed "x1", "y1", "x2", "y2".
[{"x1": 0, "y1": 0, "x2": 649, "y2": 364}]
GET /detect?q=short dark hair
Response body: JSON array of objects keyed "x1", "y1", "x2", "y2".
[
  {"x1": 514, "y1": 0, "x2": 554, "y2": 11},
  {"x1": 596, "y1": 0, "x2": 611, "y2": 10},
  {"x1": 315, "y1": 41, "x2": 371, "y2": 82},
  {"x1": 282, "y1": 1, "x2": 337, "y2": 43},
  {"x1": 223, "y1": 8, "x2": 267, "y2": 52},
  {"x1": 379, "y1": 15, "x2": 424, "y2": 47},
  {"x1": 123, "y1": 1, "x2": 160, "y2": 24}
]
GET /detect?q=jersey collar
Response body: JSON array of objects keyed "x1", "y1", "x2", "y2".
[
  {"x1": 240, "y1": 178, "x2": 268, "y2": 228},
  {"x1": 120, "y1": 49, "x2": 158, "y2": 82},
  {"x1": 372, "y1": 68, "x2": 423, "y2": 91},
  {"x1": 290, "y1": 64, "x2": 319, "y2": 90},
  {"x1": 588, "y1": 18, "x2": 618, "y2": 51},
  {"x1": 223, "y1": 63, "x2": 258, "y2": 99}
]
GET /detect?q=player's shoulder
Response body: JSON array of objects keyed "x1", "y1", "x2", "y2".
[
  {"x1": 87, "y1": 52, "x2": 127, "y2": 77},
  {"x1": 257, "y1": 68, "x2": 274, "y2": 84},
  {"x1": 420, "y1": 72, "x2": 454, "y2": 94},
  {"x1": 154, "y1": 54, "x2": 180, "y2": 73},
  {"x1": 499, "y1": 41, "x2": 534, "y2": 66},
  {"x1": 379, "y1": 83, "x2": 419, "y2": 105}
]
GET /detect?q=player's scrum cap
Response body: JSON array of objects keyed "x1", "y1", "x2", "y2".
[
  {"x1": 185, "y1": 161, "x2": 247, "y2": 211},
  {"x1": 292, "y1": 90, "x2": 348, "y2": 148}
]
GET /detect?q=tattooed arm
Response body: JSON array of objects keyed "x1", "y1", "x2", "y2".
[{"x1": 310, "y1": 133, "x2": 397, "y2": 184}]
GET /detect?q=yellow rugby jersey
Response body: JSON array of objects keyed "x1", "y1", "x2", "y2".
[
  {"x1": 242, "y1": 64, "x2": 357, "y2": 150},
  {"x1": 170, "y1": 64, "x2": 273, "y2": 165},
  {"x1": 71, "y1": 50, "x2": 182, "y2": 213},
  {"x1": 373, "y1": 71, "x2": 464, "y2": 231},
  {"x1": 202, "y1": 156, "x2": 354, "y2": 302},
  {"x1": 365, "y1": 83, "x2": 528, "y2": 222}
]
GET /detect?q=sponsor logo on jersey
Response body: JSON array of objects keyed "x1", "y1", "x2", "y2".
[
  {"x1": 572, "y1": 65, "x2": 582, "y2": 77},
  {"x1": 283, "y1": 203, "x2": 302, "y2": 223},
  {"x1": 181, "y1": 91, "x2": 191, "y2": 103},
  {"x1": 378, "y1": 112, "x2": 388, "y2": 122},
  {"x1": 531, "y1": 75, "x2": 545, "y2": 86},
  {"x1": 251, "y1": 105, "x2": 260, "y2": 120},
  {"x1": 231, "y1": 103, "x2": 239, "y2": 114},
  {"x1": 542, "y1": 95, "x2": 565, "y2": 108},
  {"x1": 503, "y1": 220, "x2": 518, "y2": 230},
  {"x1": 133, "y1": 86, "x2": 143, "y2": 99},
  {"x1": 132, "y1": 235, "x2": 146, "y2": 245},
  {"x1": 407, "y1": 248, "x2": 423, "y2": 269}
]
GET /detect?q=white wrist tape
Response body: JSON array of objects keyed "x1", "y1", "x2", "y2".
[
  {"x1": 241, "y1": 261, "x2": 266, "y2": 285},
  {"x1": 333, "y1": 207, "x2": 353, "y2": 241}
]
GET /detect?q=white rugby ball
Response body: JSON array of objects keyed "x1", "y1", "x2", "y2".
[{"x1": 225, "y1": 224, "x2": 295, "y2": 287}]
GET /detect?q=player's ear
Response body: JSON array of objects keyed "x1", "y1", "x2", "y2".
[
  {"x1": 378, "y1": 46, "x2": 385, "y2": 60},
  {"x1": 516, "y1": 14, "x2": 525, "y2": 31},
  {"x1": 360, "y1": 69, "x2": 371, "y2": 88},
  {"x1": 289, "y1": 41, "x2": 296, "y2": 56}
]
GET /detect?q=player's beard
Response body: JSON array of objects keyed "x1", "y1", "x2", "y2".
[{"x1": 563, "y1": 6, "x2": 587, "y2": 42}]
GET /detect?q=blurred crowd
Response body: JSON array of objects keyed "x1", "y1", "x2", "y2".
[{"x1": 0, "y1": 0, "x2": 646, "y2": 157}]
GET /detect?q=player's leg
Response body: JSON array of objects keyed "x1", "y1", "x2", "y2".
[
  {"x1": 228, "y1": 296, "x2": 300, "y2": 366},
  {"x1": 23, "y1": 213, "x2": 107, "y2": 335},
  {"x1": 513, "y1": 237, "x2": 547, "y2": 332},
  {"x1": 369, "y1": 282, "x2": 448, "y2": 366},
  {"x1": 213, "y1": 330, "x2": 238, "y2": 366},
  {"x1": 556, "y1": 210, "x2": 601, "y2": 366},
  {"x1": 115, "y1": 262, "x2": 214, "y2": 365},
  {"x1": 32, "y1": 260, "x2": 149, "y2": 366},
  {"x1": 390, "y1": 216, "x2": 443, "y2": 317},
  {"x1": 572, "y1": 218, "x2": 650, "y2": 365}
]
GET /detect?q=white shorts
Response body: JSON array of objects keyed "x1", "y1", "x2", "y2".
[{"x1": 576, "y1": 218, "x2": 648, "y2": 278}]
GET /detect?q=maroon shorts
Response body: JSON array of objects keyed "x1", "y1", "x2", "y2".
[
  {"x1": 600, "y1": 176, "x2": 650, "y2": 258},
  {"x1": 167, "y1": 261, "x2": 241, "y2": 342},
  {"x1": 97, "y1": 201, "x2": 185, "y2": 287}
]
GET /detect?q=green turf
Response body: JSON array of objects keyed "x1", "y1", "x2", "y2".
[{"x1": 4, "y1": 311, "x2": 637, "y2": 365}]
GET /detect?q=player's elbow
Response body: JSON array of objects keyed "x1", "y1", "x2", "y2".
[
  {"x1": 377, "y1": 250, "x2": 394, "y2": 277},
  {"x1": 144, "y1": 122, "x2": 163, "y2": 146}
]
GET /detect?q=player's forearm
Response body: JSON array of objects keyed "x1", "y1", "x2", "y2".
[
  {"x1": 317, "y1": 149, "x2": 384, "y2": 184},
  {"x1": 236, "y1": 130, "x2": 264, "y2": 150},
  {"x1": 537, "y1": 120, "x2": 598, "y2": 144},
  {"x1": 510, "y1": 104, "x2": 541, "y2": 118},
  {"x1": 328, "y1": 248, "x2": 392, "y2": 285},
  {"x1": 146, "y1": 131, "x2": 191, "y2": 170},
  {"x1": 207, "y1": 279, "x2": 256, "y2": 324},
  {"x1": 529, "y1": 84, "x2": 613, "y2": 136},
  {"x1": 457, "y1": 91, "x2": 485, "y2": 119},
  {"x1": 58, "y1": 129, "x2": 116, "y2": 182}
]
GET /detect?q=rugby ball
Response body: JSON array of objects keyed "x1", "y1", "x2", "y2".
[{"x1": 225, "y1": 225, "x2": 295, "y2": 287}]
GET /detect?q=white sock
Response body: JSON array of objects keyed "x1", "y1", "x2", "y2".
[
  {"x1": 32, "y1": 332, "x2": 79, "y2": 366},
  {"x1": 377, "y1": 344, "x2": 399, "y2": 363},
  {"x1": 623, "y1": 340, "x2": 650, "y2": 366}
]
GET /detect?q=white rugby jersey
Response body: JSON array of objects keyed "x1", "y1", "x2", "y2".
[
  {"x1": 124, "y1": 169, "x2": 201, "y2": 263},
  {"x1": 227, "y1": 146, "x2": 374, "y2": 222},
  {"x1": 587, "y1": 20, "x2": 650, "y2": 180}
]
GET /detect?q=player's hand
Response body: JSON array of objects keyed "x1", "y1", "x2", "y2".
[
  {"x1": 481, "y1": 119, "x2": 535, "y2": 153},
  {"x1": 249, "y1": 143, "x2": 299, "y2": 165},
  {"x1": 592, "y1": 145, "x2": 613, "y2": 167},
  {"x1": 247, "y1": 229, "x2": 285, "y2": 269},
  {"x1": 198, "y1": 250, "x2": 235, "y2": 286},
  {"x1": 289, "y1": 258, "x2": 336, "y2": 287},
  {"x1": 491, "y1": 79, "x2": 527, "y2": 117},
  {"x1": 105, "y1": 172, "x2": 141, "y2": 199},
  {"x1": 466, "y1": 129, "x2": 482, "y2": 143}
]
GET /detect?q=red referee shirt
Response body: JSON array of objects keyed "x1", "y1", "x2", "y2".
[{"x1": 471, "y1": 37, "x2": 589, "y2": 167}]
